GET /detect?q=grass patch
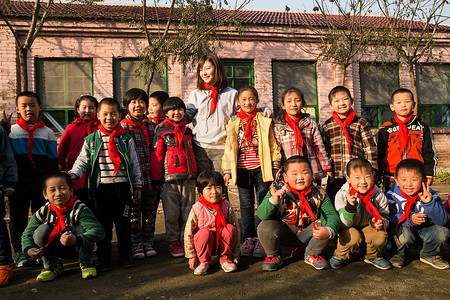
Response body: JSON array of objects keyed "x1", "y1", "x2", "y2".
[{"x1": 435, "y1": 171, "x2": 450, "y2": 183}]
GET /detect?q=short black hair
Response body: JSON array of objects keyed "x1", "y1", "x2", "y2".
[
  {"x1": 150, "y1": 91, "x2": 169, "y2": 107},
  {"x1": 395, "y1": 159, "x2": 426, "y2": 180},
  {"x1": 238, "y1": 86, "x2": 259, "y2": 102},
  {"x1": 74, "y1": 95, "x2": 98, "y2": 119},
  {"x1": 123, "y1": 88, "x2": 149, "y2": 109},
  {"x1": 328, "y1": 86, "x2": 352, "y2": 104},
  {"x1": 163, "y1": 97, "x2": 186, "y2": 115},
  {"x1": 284, "y1": 155, "x2": 312, "y2": 173},
  {"x1": 346, "y1": 158, "x2": 373, "y2": 176},
  {"x1": 42, "y1": 172, "x2": 73, "y2": 192},
  {"x1": 196, "y1": 170, "x2": 225, "y2": 195},
  {"x1": 16, "y1": 91, "x2": 41, "y2": 106},
  {"x1": 99, "y1": 97, "x2": 121, "y2": 112},
  {"x1": 391, "y1": 88, "x2": 414, "y2": 103}
]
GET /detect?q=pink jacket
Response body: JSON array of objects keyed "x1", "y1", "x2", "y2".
[{"x1": 193, "y1": 200, "x2": 230, "y2": 232}]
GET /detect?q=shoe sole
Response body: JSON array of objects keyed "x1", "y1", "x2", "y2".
[
  {"x1": 171, "y1": 252, "x2": 185, "y2": 258},
  {"x1": 133, "y1": 254, "x2": 145, "y2": 259},
  {"x1": 262, "y1": 262, "x2": 282, "y2": 272},
  {"x1": 419, "y1": 257, "x2": 450, "y2": 270},
  {"x1": 304, "y1": 259, "x2": 329, "y2": 270},
  {"x1": 329, "y1": 263, "x2": 343, "y2": 269},
  {"x1": 364, "y1": 259, "x2": 391, "y2": 270},
  {"x1": 82, "y1": 274, "x2": 97, "y2": 279},
  {"x1": 37, "y1": 269, "x2": 63, "y2": 282},
  {"x1": 221, "y1": 264, "x2": 237, "y2": 273},
  {"x1": 145, "y1": 251, "x2": 157, "y2": 257}
]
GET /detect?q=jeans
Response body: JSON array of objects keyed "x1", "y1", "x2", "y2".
[
  {"x1": 395, "y1": 225, "x2": 448, "y2": 258},
  {"x1": 0, "y1": 193, "x2": 12, "y2": 265}
]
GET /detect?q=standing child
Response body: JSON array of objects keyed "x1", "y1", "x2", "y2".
[
  {"x1": 148, "y1": 91, "x2": 169, "y2": 125},
  {"x1": 58, "y1": 95, "x2": 100, "y2": 207},
  {"x1": 222, "y1": 86, "x2": 281, "y2": 258},
  {"x1": 184, "y1": 171, "x2": 240, "y2": 275},
  {"x1": 70, "y1": 98, "x2": 142, "y2": 271},
  {"x1": 151, "y1": 97, "x2": 198, "y2": 257},
  {"x1": 273, "y1": 87, "x2": 332, "y2": 183},
  {"x1": 322, "y1": 86, "x2": 377, "y2": 203},
  {"x1": 9, "y1": 91, "x2": 58, "y2": 267}
]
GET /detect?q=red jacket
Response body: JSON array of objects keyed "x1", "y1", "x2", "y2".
[{"x1": 58, "y1": 118, "x2": 100, "y2": 190}]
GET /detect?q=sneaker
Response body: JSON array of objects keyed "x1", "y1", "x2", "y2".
[
  {"x1": 420, "y1": 255, "x2": 450, "y2": 270},
  {"x1": 143, "y1": 243, "x2": 157, "y2": 257},
  {"x1": 169, "y1": 241, "x2": 185, "y2": 257},
  {"x1": 36, "y1": 263, "x2": 63, "y2": 282},
  {"x1": 304, "y1": 253, "x2": 329, "y2": 270},
  {"x1": 193, "y1": 263, "x2": 209, "y2": 275},
  {"x1": 329, "y1": 253, "x2": 347, "y2": 269},
  {"x1": 252, "y1": 238, "x2": 265, "y2": 258},
  {"x1": 240, "y1": 238, "x2": 255, "y2": 257},
  {"x1": 80, "y1": 263, "x2": 97, "y2": 279},
  {"x1": 262, "y1": 255, "x2": 283, "y2": 271},
  {"x1": 220, "y1": 261, "x2": 237, "y2": 273},
  {"x1": 14, "y1": 252, "x2": 31, "y2": 268},
  {"x1": 132, "y1": 244, "x2": 145, "y2": 260},
  {"x1": 364, "y1": 257, "x2": 392, "y2": 270},
  {"x1": 0, "y1": 265, "x2": 12, "y2": 287},
  {"x1": 291, "y1": 246, "x2": 305, "y2": 258},
  {"x1": 120, "y1": 255, "x2": 135, "y2": 268},
  {"x1": 389, "y1": 255, "x2": 405, "y2": 268}
]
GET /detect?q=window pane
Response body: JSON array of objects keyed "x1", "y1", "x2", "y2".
[
  {"x1": 234, "y1": 65, "x2": 249, "y2": 78},
  {"x1": 360, "y1": 63, "x2": 398, "y2": 106},
  {"x1": 222, "y1": 60, "x2": 254, "y2": 91},
  {"x1": 434, "y1": 106, "x2": 450, "y2": 126},
  {"x1": 362, "y1": 107, "x2": 379, "y2": 128},
  {"x1": 224, "y1": 65, "x2": 232, "y2": 78},
  {"x1": 418, "y1": 106, "x2": 432, "y2": 125},
  {"x1": 417, "y1": 64, "x2": 450, "y2": 105},
  {"x1": 234, "y1": 79, "x2": 251, "y2": 91}
]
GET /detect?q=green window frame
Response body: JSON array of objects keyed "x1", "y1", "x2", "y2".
[
  {"x1": 222, "y1": 60, "x2": 254, "y2": 91},
  {"x1": 272, "y1": 60, "x2": 318, "y2": 121}
]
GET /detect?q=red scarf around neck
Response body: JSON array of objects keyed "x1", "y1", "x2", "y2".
[
  {"x1": 396, "y1": 189, "x2": 420, "y2": 233},
  {"x1": 284, "y1": 113, "x2": 304, "y2": 155},
  {"x1": 394, "y1": 114, "x2": 414, "y2": 156},
  {"x1": 198, "y1": 196, "x2": 227, "y2": 252},
  {"x1": 287, "y1": 185, "x2": 317, "y2": 230},
  {"x1": 149, "y1": 116, "x2": 165, "y2": 125},
  {"x1": 164, "y1": 119, "x2": 186, "y2": 149},
  {"x1": 204, "y1": 82, "x2": 218, "y2": 118},
  {"x1": 43, "y1": 196, "x2": 77, "y2": 248},
  {"x1": 76, "y1": 117, "x2": 99, "y2": 135},
  {"x1": 16, "y1": 117, "x2": 46, "y2": 170},
  {"x1": 98, "y1": 124, "x2": 126, "y2": 176},
  {"x1": 122, "y1": 115, "x2": 151, "y2": 149},
  {"x1": 332, "y1": 109, "x2": 356, "y2": 155},
  {"x1": 349, "y1": 183, "x2": 385, "y2": 231},
  {"x1": 236, "y1": 108, "x2": 258, "y2": 146}
]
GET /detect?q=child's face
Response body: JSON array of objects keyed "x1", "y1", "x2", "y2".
[
  {"x1": 98, "y1": 103, "x2": 121, "y2": 131},
  {"x1": 128, "y1": 98, "x2": 147, "y2": 121},
  {"x1": 281, "y1": 91, "x2": 303, "y2": 118},
  {"x1": 283, "y1": 162, "x2": 313, "y2": 191},
  {"x1": 329, "y1": 91, "x2": 353, "y2": 118},
  {"x1": 390, "y1": 92, "x2": 414, "y2": 120},
  {"x1": 15, "y1": 96, "x2": 42, "y2": 124},
  {"x1": 201, "y1": 183, "x2": 223, "y2": 204},
  {"x1": 237, "y1": 90, "x2": 258, "y2": 115},
  {"x1": 346, "y1": 167, "x2": 374, "y2": 195},
  {"x1": 395, "y1": 169, "x2": 424, "y2": 197},
  {"x1": 43, "y1": 177, "x2": 73, "y2": 209},
  {"x1": 148, "y1": 97, "x2": 163, "y2": 118},
  {"x1": 165, "y1": 108, "x2": 184, "y2": 123},
  {"x1": 200, "y1": 60, "x2": 215, "y2": 85},
  {"x1": 77, "y1": 100, "x2": 96, "y2": 122}
]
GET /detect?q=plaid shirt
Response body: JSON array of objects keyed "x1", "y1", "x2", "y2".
[
  {"x1": 273, "y1": 114, "x2": 332, "y2": 180},
  {"x1": 321, "y1": 115, "x2": 377, "y2": 178}
]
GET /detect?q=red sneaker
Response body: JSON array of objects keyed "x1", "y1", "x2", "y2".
[{"x1": 169, "y1": 241, "x2": 185, "y2": 257}]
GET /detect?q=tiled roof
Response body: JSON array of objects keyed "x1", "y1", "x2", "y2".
[{"x1": 2, "y1": 1, "x2": 449, "y2": 31}]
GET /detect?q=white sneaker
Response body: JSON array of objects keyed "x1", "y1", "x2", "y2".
[
  {"x1": 143, "y1": 243, "x2": 157, "y2": 257},
  {"x1": 132, "y1": 244, "x2": 145, "y2": 259}
]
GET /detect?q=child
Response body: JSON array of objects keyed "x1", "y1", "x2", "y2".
[
  {"x1": 9, "y1": 91, "x2": 58, "y2": 267},
  {"x1": 148, "y1": 91, "x2": 169, "y2": 125},
  {"x1": 120, "y1": 88, "x2": 159, "y2": 259},
  {"x1": 387, "y1": 159, "x2": 449, "y2": 269},
  {"x1": 151, "y1": 97, "x2": 198, "y2": 257},
  {"x1": 184, "y1": 171, "x2": 240, "y2": 275},
  {"x1": 377, "y1": 88, "x2": 437, "y2": 191},
  {"x1": 0, "y1": 124, "x2": 18, "y2": 287},
  {"x1": 273, "y1": 87, "x2": 332, "y2": 183},
  {"x1": 58, "y1": 95, "x2": 100, "y2": 207},
  {"x1": 330, "y1": 158, "x2": 391, "y2": 270},
  {"x1": 257, "y1": 156, "x2": 339, "y2": 271},
  {"x1": 22, "y1": 172, "x2": 105, "y2": 281},
  {"x1": 222, "y1": 86, "x2": 281, "y2": 257},
  {"x1": 322, "y1": 86, "x2": 377, "y2": 202},
  {"x1": 70, "y1": 98, "x2": 142, "y2": 271}
]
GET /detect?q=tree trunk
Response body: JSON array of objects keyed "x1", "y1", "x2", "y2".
[
  {"x1": 407, "y1": 63, "x2": 419, "y2": 114},
  {"x1": 341, "y1": 65, "x2": 346, "y2": 86},
  {"x1": 145, "y1": 70, "x2": 155, "y2": 95},
  {"x1": 18, "y1": 47, "x2": 28, "y2": 92}
]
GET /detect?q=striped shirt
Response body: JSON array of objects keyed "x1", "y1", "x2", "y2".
[
  {"x1": 237, "y1": 118, "x2": 260, "y2": 170},
  {"x1": 98, "y1": 133, "x2": 129, "y2": 184}
]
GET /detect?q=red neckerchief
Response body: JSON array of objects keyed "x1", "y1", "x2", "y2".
[
  {"x1": 148, "y1": 116, "x2": 165, "y2": 125},
  {"x1": 284, "y1": 113, "x2": 304, "y2": 155},
  {"x1": 75, "y1": 117, "x2": 100, "y2": 135},
  {"x1": 332, "y1": 109, "x2": 356, "y2": 155},
  {"x1": 236, "y1": 108, "x2": 258, "y2": 146},
  {"x1": 98, "y1": 124, "x2": 126, "y2": 176},
  {"x1": 122, "y1": 115, "x2": 151, "y2": 149},
  {"x1": 164, "y1": 119, "x2": 186, "y2": 149},
  {"x1": 349, "y1": 183, "x2": 385, "y2": 231},
  {"x1": 394, "y1": 114, "x2": 414, "y2": 156},
  {"x1": 396, "y1": 189, "x2": 420, "y2": 234},
  {"x1": 198, "y1": 196, "x2": 226, "y2": 252},
  {"x1": 204, "y1": 82, "x2": 218, "y2": 118},
  {"x1": 43, "y1": 196, "x2": 77, "y2": 248},
  {"x1": 287, "y1": 185, "x2": 316, "y2": 230},
  {"x1": 16, "y1": 117, "x2": 46, "y2": 170}
]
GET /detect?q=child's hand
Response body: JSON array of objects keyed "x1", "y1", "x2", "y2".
[
  {"x1": 0, "y1": 110, "x2": 13, "y2": 129},
  {"x1": 27, "y1": 247, "x2": 43, "y2": 259},
  {"x1": 427, "y1": 177, "x2": 433, "y2": 187},
  {"x1": 418, "y1": 182, "x2": 432, "y2": 203},
  {"x1": 270, "y1": 183, "x2": 287, "y2": 204},
  {"x1": 262, "y1": 107, "x2": 273, "y2": 118},
  {"x1": 67, "y1": 172, "x2": 78, "y2": 181},
  {"x1": 313, "y1": 226, "x2": 329, "y2": 240},
  {"x1": 60, "y1": 231, "x2": 77, "y2": 246},
  {"x1": 189, "y1": 257, "x2": 198, "y2": 270},
  {"x1": 372, "y1": 218, "x2": 384, "y2": 230},
  {"x1": 134, "y1": 190, "x2": 142, "y2": 204},
  {"x1": 411, "y1": 213, "x2": 427, "y2": 225},
  {"x1": 346, "y1": 189, "x2": 357, "y2": 206},
  {"x1": 223, "y1": 174, "x2": 231, "y2": 187}
]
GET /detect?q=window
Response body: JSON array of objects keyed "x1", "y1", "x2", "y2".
[
  {"x1": 360, "y1": 62, "x2": 399, "y2": 128},
  {"x1": 222, "y1": 60, "x2": 254, "y2": 91},
  {"x1": 35, "y1": 59, "x2": 94, "y2": 132},
  {"x1": 417, "y1": 63, "x2": 450, "y2": 127},
  {"x1": 272, "y1": 61, "x2": 318, "y2": 120}
]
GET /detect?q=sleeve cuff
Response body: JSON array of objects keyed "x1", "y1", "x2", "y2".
[
  {"x1": 325, "y1": 227, "x2": 334, "y2": 239},
  {"x1": 269, "y1": 196, "x2": 280, "y2": 206},
  {"x1": 345, "y1": 202, "x2": 357, "y2": 213}
]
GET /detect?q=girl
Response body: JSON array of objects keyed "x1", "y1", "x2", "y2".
[
  {"x1": 184, "y1": 171, "x2": 240, "y2": 275},
  {"x1": 222, "y1": 86, "x2": 281, "y2": 257},
  {"x1": 273, "y1": 87, "x2": 332, "y2": 184},
  {"x1": 58, "y1": 95, "x2": 99, "y2": 207}
]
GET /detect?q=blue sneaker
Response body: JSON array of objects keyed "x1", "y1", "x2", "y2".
[
  {"x1": 304, "y1": 253, "x2": 329, "y2": 270},
  {"x1": 329, "y1": 253, "x2": 347, "y2": 269},
  {"x1": 14, "y1": 252, "x2": 31, "y2": 268},
  {"x1": 262, "y1": 255, "x2": 283, "y2": 271},
  {"x1": 364, "y1": 257, "x2": 392, "y2": 270}
]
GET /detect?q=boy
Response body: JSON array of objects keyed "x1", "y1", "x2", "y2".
[
  {"x1": 322, "y1": 86, "x2": 377, "y2": 203},
  {"x1": 257, "y1": 156, "x2": 339, "y2": 271},
  {"x1": 148, "y1": 91, "x2": 169, "y2": 125},
  {"x1": 377, "y1": 88, "x2": 437, "y2": 191},
  {"x1": 387, "y1": 159, "x2": 448, "y2": 269},
  {"x1": 22, "y1": 172, "x2": 104, "y2": 281},
  {"x1": 70, "y1": 98, "x2": 142, "y2": 271},
  {"x1": 329, "y1": 158, "x2": 391, "y2": 270},
  {"x1": 8, "y1": 91, "x2": 58, "y2": 267}
]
